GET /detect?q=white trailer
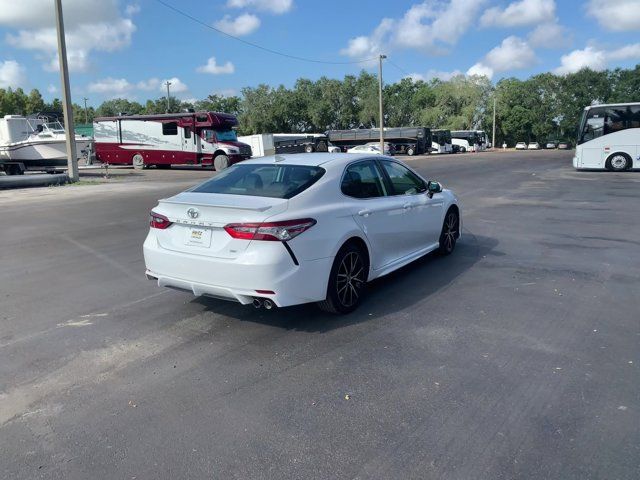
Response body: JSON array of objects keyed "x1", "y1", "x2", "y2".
[{"x1": 237, "y1": 134, "x2": 276, "y2": 157}]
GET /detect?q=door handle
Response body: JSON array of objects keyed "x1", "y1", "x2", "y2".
[
  {"x1": 358, "y1": 209, "x2": 372, "y2": 217},
  {"x1": 403, "y1": 203, "x2": 414, "y2": 210}
]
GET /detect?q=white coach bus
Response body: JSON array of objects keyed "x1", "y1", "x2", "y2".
[{"x1": 573, "y1": 102, "x2": 640, "y2": 171}]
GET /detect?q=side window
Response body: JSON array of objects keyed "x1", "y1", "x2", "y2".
[
  {"x1": 380, "y1": 161, "x2": 426, "y2": 196},
  {"x1": 184, "y1": 127, "x2": 191, "y2": 139},
  {"x1": 630, "y1": 106, "x2": 640, "y2": 129},
  {"x1": 341, "y1": 160, "x2": 386, "y2": 199},
  {"x1": 605, "y1": 109, "x2": 625, "y2": 135},
  {"x1": 162, "y1": 121, "x2": 178, "y2": 136}
]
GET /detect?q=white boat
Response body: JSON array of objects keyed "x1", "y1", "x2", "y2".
[{"x1": 0, "y1": 115, "x2": 92, "y2": 171}]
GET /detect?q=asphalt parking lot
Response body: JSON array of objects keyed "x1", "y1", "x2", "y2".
[{"x1": 1, "y1": 150, "x2": 638, "y2": 479}]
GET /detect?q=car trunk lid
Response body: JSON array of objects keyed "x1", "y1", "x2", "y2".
[{"x1": 154, "y1": 192, "x2": 288, "y2": 259}]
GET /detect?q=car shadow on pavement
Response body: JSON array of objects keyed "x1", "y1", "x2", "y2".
[{"x1": 193, "y1": 231, "x2": 500, "y2": 333}]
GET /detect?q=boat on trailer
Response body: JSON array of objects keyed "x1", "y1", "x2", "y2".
[{"x1": 0, "y1": 115, "x2": 92, "y2": 172}]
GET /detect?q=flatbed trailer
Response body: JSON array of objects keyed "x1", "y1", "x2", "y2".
[{"x1": 327, "y1": 127, "x2": 431, "y2": 155}]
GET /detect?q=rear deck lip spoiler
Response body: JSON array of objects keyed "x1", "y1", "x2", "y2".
[{"x1": 158, "y1": 198, "x2": 284, "y2": 212}]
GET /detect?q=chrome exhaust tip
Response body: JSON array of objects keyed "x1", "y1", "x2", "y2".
[
  {"x1": 253, "y1": 298, "x2": 263, "y2": 309},
  {"x1": 263, "y1": 299, "x2": 274, "y2": 310}
]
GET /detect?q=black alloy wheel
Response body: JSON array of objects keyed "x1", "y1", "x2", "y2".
[
  {"x1": 317, "y1": 243, "x2": 366, "y2": 314},
  {"x1": 438, "y1": 209, "x2": 459, "y2": 255}
]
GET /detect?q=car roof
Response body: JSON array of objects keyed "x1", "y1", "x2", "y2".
[{"x1": 239, "y1": 153, "x2": 387, "y2": 168}]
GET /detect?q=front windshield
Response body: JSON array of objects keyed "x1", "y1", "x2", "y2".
[
  {"x1": 201, "y1": 128, "x2": 238, "y2": 143},
  {"x1": 216, "y1": 129, "x2": 238, "y2": 142}
]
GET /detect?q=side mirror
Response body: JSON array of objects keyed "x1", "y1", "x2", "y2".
[{"x1": 427, "y1": 181, "x2": 442, "y2": 198}]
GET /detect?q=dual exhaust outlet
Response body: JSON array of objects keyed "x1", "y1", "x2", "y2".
[{"x1": 253, "y1": 298, "x2": 275, "y2": 310}]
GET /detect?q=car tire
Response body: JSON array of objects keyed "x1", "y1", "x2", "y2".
[
  {"x1": 605, "y1": 153, "x2": 631, "y2": 172},
  {"x1": 304, "y1": 144, "x2": 314, "y2": 153},
  {"x1": 214, "y1": 154, "x2": 229, "y2": 171},
  {"x1": 407, "y1": 146, "x2": 416, "y2": 156},
  {"x1": 317, "y1": 243, "x2": 367, "y2": 314},
  {"x1": 132, "y1": 153, "x2": 145, "y2": 170},
  {"x1": 438, "y1": 208, "x2": 459, "y2": 255},
  {"x1": 460, "y1": 147, "x2": 466, "y2": 153}
]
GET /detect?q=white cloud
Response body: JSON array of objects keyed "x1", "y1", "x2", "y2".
[
  {"x1": 395, "y1": 0, "x2": 485, "y2": 50},
  {"x1": 87, "y1": 76, "x2": 192, "y2": 98},
  {"x1": 528, "y1": 22, "x2": 570, "y2": 49},
  {"x1": 213, "y1": 88, "x2": 238, "y2": 97},
  {"x1": 480, "y1": 0, "x2": 556, "y2": 28},
  {"x1": 88, "y1": 77, "x2": 133, "y2": 95},
  {"x1": 554, "y1": 46, "x2": 608, "y2": 74},
  {"x1": 47, "y1": 84, "x2": 57, "y2": 94},
  {"x1": 467, "y1": 63, "x2": 495, "y2": 78},
  {"x1": 0, "y1": 60, "x2": 26, "y2": 88},
  {"x1": 0, "y1": 0, "x2": 136, "y2": 73},
  {"x1": 160, "y1": 77, "x2": 188, "y2": 93},
  {"x1": 407, "y1": 69, "x2": 463, "y2": 82},
  {"x1": 214, "y1": 13, "x2": 260, "y2": 36},
  {"x1": 0, "y1": 0, "x2": 120, "y2": 29},
  {"x1": 554, "y1": 43, "x2": 640, "y2": 75},
  {"x1": 341, "y1": 0, "x2": 486, "y2": 59},
  {"x1": 466, "y1": 36, "x2": 536, "y2": 79},
  {"x1": 226, "y1": 0, "x2": 292, "y2": 14},
  {"x1": 340, "y1": 18, "x2": 393, "y2": 59},
  {"x1": 608, "y1": 43, "x2": 640, "y2": 60},
  {"x1": 586, "y1": 0, "x2": 640, "y2": 32},
  {"x1": 196, "y1": 57, "x2": 235, "y2": 75},
  {"x1": 125, "y1": 4, "x2": 141, "y2": 16}
]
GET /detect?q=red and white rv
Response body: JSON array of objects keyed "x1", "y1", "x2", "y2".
[{"x1": 93, "y1": 111, "x2": 252, "y2": 170}]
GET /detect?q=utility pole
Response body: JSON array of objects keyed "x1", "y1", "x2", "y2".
[
  {"x1": 83, "y1": 97, "x2": 89, "y2": 124},
  {"x1": 165, "y1": 81, "x2": 172, "y2": 113},
  {"x1": 54, "y1": 0, "x2": 78, "y2": 182},
  {"x1": 378, "y1": 54, "x2": 386, "y2": 154},
  {"x1": 492, "y1": 96, "x2": 497, "y2": 149}
]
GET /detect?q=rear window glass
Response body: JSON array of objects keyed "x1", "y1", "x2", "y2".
[{"x1": 192, "y1": 164, "x2": 325, "y2": 199}]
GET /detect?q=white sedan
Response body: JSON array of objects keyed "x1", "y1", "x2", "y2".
[
  {"x1": 346, "y1": 144, "x2": 392, "y2": 155},
  {"x1": 144, "y1": 153, "x2": 461, "y2": 314}
]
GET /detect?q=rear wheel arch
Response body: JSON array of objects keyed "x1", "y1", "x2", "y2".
[{"x1": 339, "y1": 236, "x2": 370, "y2": 281}]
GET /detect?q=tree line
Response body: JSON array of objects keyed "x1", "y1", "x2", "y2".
[{"x1": 0, "y1": 64, "x2": 637, "y2": 145}]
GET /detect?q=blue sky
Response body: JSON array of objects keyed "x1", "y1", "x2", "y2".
[{"x1": 0, "y1": 0, "x2": 638, "y2": 106}]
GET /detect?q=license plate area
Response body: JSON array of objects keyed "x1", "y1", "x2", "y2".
[{"x1": 185, "y1": 227, "x2": 212, "y2": 247}]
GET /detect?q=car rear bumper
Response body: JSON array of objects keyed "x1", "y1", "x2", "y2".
[{"x1": 143, "y1": 233, "x2": 333, "y2": 307}]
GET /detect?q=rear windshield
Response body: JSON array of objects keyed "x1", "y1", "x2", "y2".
[{"x1": 192, "y1": 164, "x2": 325, "y2": 199}]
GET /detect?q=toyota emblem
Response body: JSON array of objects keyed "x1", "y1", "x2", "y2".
[{"x1": 187, "y1": 208, "x2": 199, "y2": 219}]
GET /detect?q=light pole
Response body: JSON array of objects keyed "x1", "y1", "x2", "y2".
[
  {"x1": 492, "y1": 95, "x2": 496, "y2": 149},
  {"x1": 83, "y1": 97, "x2": 89, "y2": 124},
  {"x1": 378, "y1": 54, "x2": 386, "y2": 154},
  {"x1": 165, "y1": 81, "x2": 172, "y2": 113},
  {"x1": 54, "y1": 0, "x2": 78, "y2": 182}
]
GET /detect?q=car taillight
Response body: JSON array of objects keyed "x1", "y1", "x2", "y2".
[
  {"x1": 224, "y1": 218, "x2": 316, "y2": 241},
  {"x1": 149, "y1": 211, "x2": 172, "y2": 230}
]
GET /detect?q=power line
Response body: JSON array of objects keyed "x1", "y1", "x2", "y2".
[
  {"x1": 154, "y1": 0, "x2": 378, "y2": 65},
  {"x1": 386, "y1": 58, "x2": 411, "y2": 77}
]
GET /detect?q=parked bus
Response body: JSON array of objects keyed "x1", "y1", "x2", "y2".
[
  {"x1": 94, "y1": 111, "x2": 252, "y2": 170},
  {"x1": 273, "y1": 133, "x2": 329, "y2": 153},
  {"x1": 476, "y1": 130, "x2": 490, "y2": 149},
  {"x1": 431, "y1": 129, "x2": 453, "y2": 154},
  {"x1": 327, "y1": 127, "x2": 431, "y2": 156},
  {"x1": 573, "y1": 102, "x2": 640, "y2": 171},
  {"x1": 451, "y1": 130, "x2": 481, "y2": 152}
]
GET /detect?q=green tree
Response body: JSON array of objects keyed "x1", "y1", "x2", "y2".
[{"x1": 26, "y1": 89, "x2": 45, "y2": 114}]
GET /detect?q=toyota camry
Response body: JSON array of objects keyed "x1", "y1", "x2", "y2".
[{"x1": 144, "y1": 153, "x2": 461, "y2": 314}]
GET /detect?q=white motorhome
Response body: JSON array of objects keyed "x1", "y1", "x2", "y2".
[{"x1": 94, "y1": 111, "x2": 251, "y2": 170}]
